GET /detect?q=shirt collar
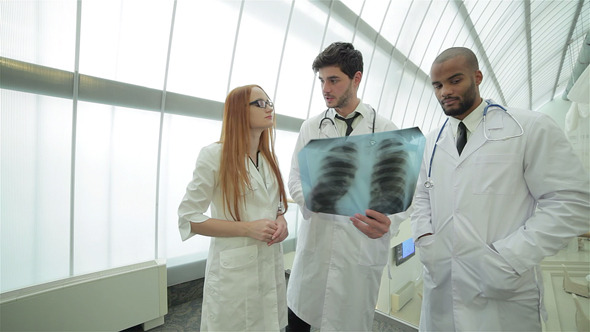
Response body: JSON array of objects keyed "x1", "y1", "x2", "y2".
[
  {"x1": 330, "y1": 100, "x2": 367, "y2": 120},
  {"x1": 447, "y1": 99, "x2": 485, "y2": 138}
]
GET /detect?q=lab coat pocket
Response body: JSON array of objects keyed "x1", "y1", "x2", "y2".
[
  {"x1": 478, "y1": 246, "x2": 537, "y2": 301},
  {"x1": 219, "y1": 244, "x2": 258, "y2": 270},
  {"x1": 472, "y1": 154, "x2": 521, "y2": 195},
  {"x1": 415, "y1": 234, "x2": 442, "y2": 284},
  {"x1": 359, "y1": 232, "x2": 390, "y2": 266},
  {"x1": 297, "y1": 215, "x2": 317, "y2": 254},
  {"x1": 206, "y1": 245, "x2": 259, "y2": 327}
]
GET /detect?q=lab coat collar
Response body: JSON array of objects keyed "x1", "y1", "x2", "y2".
[
  {"x1": 246, "y1": 153, "x2": 271, "y2": 193},
  {"x1": 447, "y1": 100, "x2": 485, "y2": 140},
  {"x1": 327, "y1": 99, "x2": 370, "y2": 120},
  {"x1": 325, "y1": 100, "x2": 374, "y2": 136},
  {"x1": 437, "y1": 101, "x2": 486, "y2": 160}
]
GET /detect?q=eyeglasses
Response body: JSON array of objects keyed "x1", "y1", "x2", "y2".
[{"x1": 249, "y1": 99, "x2": 274, "y2": 109}]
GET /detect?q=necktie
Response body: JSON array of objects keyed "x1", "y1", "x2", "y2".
[
  {"x1": 456, "y1": 121, "x2": 467, "y2": 155},
  {"x1": 335, "y1": 112, "x2": 361, "y2": 136}
]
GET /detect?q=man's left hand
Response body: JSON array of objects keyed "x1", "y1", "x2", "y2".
[{"x1": 351, "y1": 209, "x2": 390, "y2": 239}]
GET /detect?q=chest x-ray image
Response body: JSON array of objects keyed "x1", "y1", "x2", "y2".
[{"x1": 298, "y1": 127, "x2": 425, "y2": 217}]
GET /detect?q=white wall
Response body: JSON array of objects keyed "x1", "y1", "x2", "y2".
[{"x1": 536, "y1": 98, "x2": 572, "y2": 130}]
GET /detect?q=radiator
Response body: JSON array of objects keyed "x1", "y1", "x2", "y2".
[
  {"x1": 390, "y1": 281, "x2": 415, "y2": 313},
  {"x1": 0, "y1": 259, "x2": 167, "y2": 331}
]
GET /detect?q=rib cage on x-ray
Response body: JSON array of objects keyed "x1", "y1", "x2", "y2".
[
  {"x1": 309, "y1": 144, "x2": 359, "y2": 213},
  {"x1": 368, "y1": 138, "x2": 409, "y2": 213},
  {"x1": 299, "y1": 127, "x2": 424, "y2": 216}
]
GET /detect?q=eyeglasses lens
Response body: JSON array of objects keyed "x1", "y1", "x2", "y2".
[{"x1": 251, "y1": 99, "x2": 273, "y2": 109}]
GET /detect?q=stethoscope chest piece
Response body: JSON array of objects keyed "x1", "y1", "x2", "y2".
[{"x1": 424, "y1": 179, "x2": 434, "y2": 189}]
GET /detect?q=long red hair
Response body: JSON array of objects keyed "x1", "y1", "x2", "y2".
[{"x1": 218, "y1": 84, "x2": 288, "y2": 221}]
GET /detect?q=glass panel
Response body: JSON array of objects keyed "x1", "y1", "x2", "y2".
[
  {"x1": 531, "y1": 1, "x2": 579, "y2": 109},
  {"x1": 73, "y1": 102, "x2": 159, "y2": 275},
  {"x1": 556, "y1": 34, "x2": 584, "y2": 101},
  {"x1": 274, "y1": 1, "x2": 328, "y2": 119},
  {"x1": 79, "y1": 0, "x2": 174, "y2": 89},
  {"x1": 413, "y1": 0, "x2": 453, "y2": 71},
  {"x1": 229, "y1": 0, "x2": 292, "y2": 96},
  {"x1": 352, "y1": 34, "x2": 375, "y2": 100},
  {"x1": 275, "y1": 130, "x2": 298, "y2": 199},
  {"x1": 360, "y1": 0, "x2": 390, "y2": 33},
  {"x1": 391, "y1": 70, "x2": 415, "y2": 127},
  {"x1": 421, "y1": 93, "x2": 443, "y2": 133},
  {"x1": 479, "y1": 81, "x2": 503, "y2": 108},
  {"x1": 0, "y1": 0, "x2": 77, "y2": 71},
  {"x1": 309, "y1": 12, "x2": 356, "y2": 116},
  {"x1": 275, "y1": 129, "x2": 298, "y2": 244},
  {"x1": 378, "y1": 56, "x2": 404, "y2": 122},
  {"x1": 403, "y1": 0, "x2": 436, "y2": 67},
  {"x1": 340, "y1": 0, "x2": 363, "y2": 16},
  {"x1": 472, "y1": 1, "x2": 513, "y2": 49},
  {"x1": 404, "y1": 78, "x2": 433, "y2": 129},
  {"x1": 1, "y1": 90, "x2": 72, "y2": 292},
  {"x1": 362, "y1": 45, "x2": 391, "y2": 113},
  {"x1": 167, "y1": 0, "x2": 241, "y2": 102},
  {"x1": 159, "y1": 114, "x2": 221, "y2": 264},
  {"x1": 381, "y1": 0, "x2": 412, "y2": 48},
  {"x1": 394, "y1": 1, "x2": 430, "y2": 58}
]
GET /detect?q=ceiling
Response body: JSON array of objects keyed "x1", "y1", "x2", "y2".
[
  {"x1": 0, "y1": 0, "x2": 588, "y2": 133},
  {"x1": 334, "y1": 0, "x2": 589, "y2": 112}
]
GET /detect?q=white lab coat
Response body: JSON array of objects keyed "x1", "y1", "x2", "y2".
[
  {"x1": 288, "y1": 103, "x2": 400, "y2": 331},
  {"x1": 411, "y1": 103, "x2": 590, "y2": 331},
  {"x1": 178, "y1": 143, "x2": 287, "y2": 331}
]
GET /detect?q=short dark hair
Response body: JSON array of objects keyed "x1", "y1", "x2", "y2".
[
  {"x1": 433, "y1": 47, "x2": 479, "y2": 71},
  {"x1": 312, "y1": 42, "x2": 363, "y2": 79}
]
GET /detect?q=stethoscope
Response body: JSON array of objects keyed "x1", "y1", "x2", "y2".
[
  {"x1": 424, "y1": 99, "x2": 524, "y2": 189},
  {"x1": 318, "y1": 107, "x2": 377, "y2": 137}
]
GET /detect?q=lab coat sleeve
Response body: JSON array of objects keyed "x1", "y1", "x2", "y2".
[
  {"x1": 178, "y1": 144, "x2": 219, "y2": 241},
  {"x1": 288, "y1": 121, "x2": 313, "y2": 219},
  {"x1": 493, "y1": 114, "x2": 590, "y2": 275},
  {"x1": 410, "y1": 136, "x2": 435, "y2": 243},
  {"x1": 380, "y1": 116, "x2": 398, "y2": 132},
  {"x1": 388, "y1": 204, "x2": 412, "y2": 237}
]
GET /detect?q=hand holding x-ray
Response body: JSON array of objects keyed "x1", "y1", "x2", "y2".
[
  {"x1": 350, "y1": 209, "x2": 391, "y2": 239},
  {"x1": 298, "y1": 127, "x2": 425, "y2": 217}
]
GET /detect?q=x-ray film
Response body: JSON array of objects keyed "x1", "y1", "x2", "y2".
[{"x1": 298, "y1": 127, "x2": 425, "y2": 216}]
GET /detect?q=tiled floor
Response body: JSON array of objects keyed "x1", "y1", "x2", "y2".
[{"x1": 121, "y1": 276, "x2": 416, "y2": 332}]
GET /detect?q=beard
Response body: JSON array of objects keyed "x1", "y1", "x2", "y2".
[
  {"x1": 326, "y1": 81, "x2": 354, "y2": 109},
  {"x1": 440, "y1": 80, "x2": 478, "y2": 118}
]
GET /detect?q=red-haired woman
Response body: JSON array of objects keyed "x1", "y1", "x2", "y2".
[{"x1": 178, "y1": 85, "x2": 289, "y2": 331}]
